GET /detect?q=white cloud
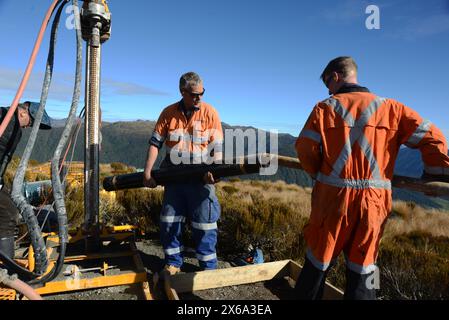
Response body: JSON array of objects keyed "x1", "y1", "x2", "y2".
[
  {"x1": 0, "y1": 66, "x2": 168, "y2": 102},
  {"x1": 390, "y1": 14, "x2": 449, "y2": 40}
]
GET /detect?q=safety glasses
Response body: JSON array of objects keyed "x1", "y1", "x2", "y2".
[{"x1": 184, "y1": 88, "x2": 205, "y2": 98}]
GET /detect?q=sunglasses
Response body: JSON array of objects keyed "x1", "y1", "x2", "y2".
[{"x1": 184, "y1": 88, "x2": 205, "y2": 98}]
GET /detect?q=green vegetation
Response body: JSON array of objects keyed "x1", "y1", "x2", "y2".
[
  {"x1": 13, "y1": 160, "x2": 449, "y2": 300},
  {"x1": 83, "y1": 179, "x2": 448, "y2": 300}
]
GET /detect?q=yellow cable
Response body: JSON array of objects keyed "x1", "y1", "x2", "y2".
[{"x1": 101, "y1": 0, "x2": 110, "y2": 13}]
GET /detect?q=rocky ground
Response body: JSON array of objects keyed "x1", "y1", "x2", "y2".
[{"x1": 43, "y1": 238, "x2": 295, "y2": 300}]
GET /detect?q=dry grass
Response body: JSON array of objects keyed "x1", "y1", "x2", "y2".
[
  {"x1": 215, "y1": 180, "x2": 311, "y2": 260},
  {"x1": 217, "y1": 180, "x2": 449, "y2": 299},
  {"x1": 384, "y1": 201, "x2": 449, "y2": 239},
  {"x1": 27, "y1": 175, "x2": 449, "y2": 299},
  {"x1": 218, "y1": 180, "x2": 311, "y2": 216}
]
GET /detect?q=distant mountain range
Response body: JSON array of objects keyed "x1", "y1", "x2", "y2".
[{"x1": 15, "y1": 119, "x2": 449, "y2": 210}]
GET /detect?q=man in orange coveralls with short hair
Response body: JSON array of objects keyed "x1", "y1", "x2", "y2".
[
  {"x1": 143, "y1": 72, "x2": 223, "y2": 277},
  {"x1": 295, "y1": 56, "x2": 449, "y2": 300}
]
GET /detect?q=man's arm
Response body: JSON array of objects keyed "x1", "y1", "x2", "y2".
[
  {"x1": 204, "y1": 109, "x2": 224, "y2": 184},
  {"x1": 143, "y1": 145, "x2": 159, "y2": 188},
  {"x1": 399, "y1": 103, "x2": 449, "y2": 182},
  {"x1": 143, "y1": 111, "x2": 168, "y2": 188},
  {"x1": 295, "y1": 106, "x2": 323, "y2": 179}
]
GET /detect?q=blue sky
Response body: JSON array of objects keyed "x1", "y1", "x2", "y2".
[{"x1": 0, "y1": 0, "x2": 448, "y2": 138}]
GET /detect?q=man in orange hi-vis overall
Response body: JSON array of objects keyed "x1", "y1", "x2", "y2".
[{"x1": 295, "y1": 56, "x2": 449, "y2": 300}]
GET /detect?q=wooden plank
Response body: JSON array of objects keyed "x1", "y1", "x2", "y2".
[
  {"x1": 288, "y1": 260, "x2": 344, "y2": 300},
  {"x1": 164, "y1": 277, "x2": 179, "y2": 300},
  {"x1": 35, "y1": 272, "x2": 148, "y2": 295},
  {"x1": 169, "y1": 260, "x2": 291, "y2": 294},
  {"x1": 129, "y1": 241, "x2": 154, "y2": 300}
]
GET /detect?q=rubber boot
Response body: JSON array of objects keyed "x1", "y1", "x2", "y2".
[
  {"x1": 294, "y1": 257, "x2": 329, "y2": 300},
  {"x1": 0, "y1": 236, "x2": 15, "y2": 259},
  {"x1": 344, "y1": 268, "x2": 377, "y2": 300}
]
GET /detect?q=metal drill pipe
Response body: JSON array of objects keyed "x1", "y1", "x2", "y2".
[
  {"x1": 83, "y1": 30, "x2": 101, "y2": 238},
  {"x1": 102, "y1": 154, "x2": 449, "y2": 198},
  {"x1": 83, "y1": 44, "x2": 90, "y2": 227}
]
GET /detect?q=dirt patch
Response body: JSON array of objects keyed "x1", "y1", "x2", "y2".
[
  {"x1": 40, "y1": 238, "x2": 294, "y2": 300},
  {"x1": 178, "y1": 277, "x2": 297, "y2": 300}
]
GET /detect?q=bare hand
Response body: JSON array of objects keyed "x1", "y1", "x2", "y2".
[
  {"x1": 203, "y1": 171, "x2": 216, "y2": 184},
  {"x1": 143, "y1": 175, "x2": 157, "y2": 188}
]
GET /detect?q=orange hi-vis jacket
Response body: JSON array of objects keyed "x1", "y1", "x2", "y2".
[
  {"x1": 295, "y1": 87, "x2": 449, "y2": 274},
  {"x1": 150, "y1": 100, "x2": 223, "y2": 165}
]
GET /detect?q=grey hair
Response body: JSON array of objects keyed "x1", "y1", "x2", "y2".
[{"x1": 179, "y1": 72, "x2": 202, "y2": 91}]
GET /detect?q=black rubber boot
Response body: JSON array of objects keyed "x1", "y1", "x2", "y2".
[
  {"x1": 0, "y1": 236, "x2": 15, "y2": 259},
  {"x1": 294, "y1": 257, "x2": 329, "y2": 300},
  {"x1": 344, "y1": 268, "x2": 377, "y2": 300}
]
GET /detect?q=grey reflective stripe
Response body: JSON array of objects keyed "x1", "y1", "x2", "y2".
[
  {"x1": 300, "y1": 129, "x2": 321, "y2": 144},
  {"x1": 160, "y1": 215, "x2": 186, "y2": 223},
  {"x1": 191, "y1": 221, "x2": 217, "y2": 231},
  {"x1": 356, "y1": 97, "x2": 385, "y2": 179},
  {"x1": 152, "y1": 131, "x2": 165, "y2": 143},
  {"x1": 192, "y1": 136, "x2": 209, "y2": 144},
  {"x1": 317, "y1": 173, "x2": 391, "y2": 190},
  {"x1": 331, "y1": 129, "x2": 357, "y2": 177},
  {"x1": 196, "y1": 253, "x2": 217, "y2": 262},
  {"x1": 326, "y1": 97, "x2": 385, "y2": 178},
  {"x1": 174, "y1": 133, "x2": 208, "y2": 143},
  {"x1": 424, "y1": 166, "x2": 449, "y2": 175},
  {"x1": 306, "y1": 248, "x2": 331, "y2": 271},
  {"x1": 358, "y1": 134, "x2": 381, "y2": 179},
  {"x1": 324, "y1": 97, "x2": 356, "y2": 176},
  {"x1": 166, "y1": 147, "x2": 205, "y2": 158},
  {"x1": 166, "y1": 146, "x2": 197, "y2": 156},
  {"x1": 165, "y1": 246, "x2": 184, "y2": 255},
  {"x1": 357, "y1": 97, "x2": 385, "y2": 127},
  {"x1": 168, "y1": 132, "x2": 191, "y2": 142},
  {"x1": 406, "y1": 120, "x2": 432, "y2": 147},
  {"x1": 324, "y1": 98, "x2": 355, "y2": 126},
  {"x1": 346, "y1": 259, "x2": 377, "y2": 275}
]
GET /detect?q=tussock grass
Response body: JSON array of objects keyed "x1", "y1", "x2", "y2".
[
  {"x1": 385, "y1": 201, "x2": 449, "y2": 239},
  {"x1": 59, "y1": 179, "x2": 449, "y2": 299},
  {"x1": 217, "y1": 181, "x2": 449, "y2": 299}
]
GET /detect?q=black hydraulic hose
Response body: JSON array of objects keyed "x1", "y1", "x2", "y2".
[
  {"x1": 8, "y1": 0, "x2": 66, "y2": 279},
  {"x1": 34, "y1": 0, "x2": 83, "y2": 284},
  {"x1": 0, "y1": 251, "x2": 37, "y2": 281}
]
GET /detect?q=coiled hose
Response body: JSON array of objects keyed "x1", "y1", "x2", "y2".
[
  {"x1": 2, "y1": 0, "x2": 70, "y2": 282},
  {"x1": 38, "y1": 0, "x2": 83, "y2": 284}
]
